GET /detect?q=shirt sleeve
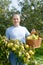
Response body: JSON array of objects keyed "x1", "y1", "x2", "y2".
[
  {"x1": 25, "y1": 27, "x2": 30, "y2": 37},
  {"x1": 5, "y1": 29, "x2": 10, "y2": 40}
]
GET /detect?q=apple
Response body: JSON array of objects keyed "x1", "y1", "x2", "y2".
[
  {"x1": 12, "y1": 47, "x2": 16, "y2": 51},
  {"x1": 27, "y1": 36, "x2": 32, "y2": 40},
  {"x1": 29, "y1": 50, "x2": 34, "y2": 55},
  {"x1": 25, "y1": 44, "x2": 29, "y2": 50},
  {"x1": 7, "y1": 43, "x2": 13, "y2": 48},
  {"x1": 27, "y1": 34, "x2": 39, "y2": 40}
]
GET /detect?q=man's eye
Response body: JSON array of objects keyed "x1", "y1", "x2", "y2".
[{"x1": 16, "y1": 18, "x2": 18, "y2": 20}]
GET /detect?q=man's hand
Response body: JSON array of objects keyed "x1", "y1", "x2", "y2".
[{"x1": 31, "y1": 29, "x2": 37, "y2": 34}]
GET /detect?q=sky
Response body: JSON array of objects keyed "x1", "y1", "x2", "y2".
[{"x1": 10, "y1": 0, "x2": 23, "y2": 11}]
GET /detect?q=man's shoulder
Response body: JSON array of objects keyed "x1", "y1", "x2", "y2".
[
  {"x1": 6, "y1": 26, "x2": 13, "y2": 31},
  {"x1": 20, "y1": 26, "x2": 26, "y2": 29}
]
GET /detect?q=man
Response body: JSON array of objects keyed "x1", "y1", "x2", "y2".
[{"x1": 6, "y1": 14, "x2": 30, "y2": 65}]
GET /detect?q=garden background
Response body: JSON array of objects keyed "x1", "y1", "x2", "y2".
[{"x1": 0, "y1": 0, "x2": 43, "y2": 65}]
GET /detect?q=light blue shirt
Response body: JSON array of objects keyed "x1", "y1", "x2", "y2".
[{"x1": 6, "y1": 26, "x2": 30, "y2": 43}]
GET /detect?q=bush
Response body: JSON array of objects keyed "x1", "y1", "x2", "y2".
[{"x1": 0, "y1": 35, "x2": 40, "y2": 65}]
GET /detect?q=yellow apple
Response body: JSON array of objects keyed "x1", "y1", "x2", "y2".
[
  {"x1": 12, "y1": 47, "x2": 16, "y2": 51},
  {"x1": 27, "y1": 36, "x2": 32, "y2": 40},
  {"x1": 25, "y1": 44, "x2": 29, "y2": 49},
  {"x1": 29, "y1": 50, "x2": 34, "y2": 55}
]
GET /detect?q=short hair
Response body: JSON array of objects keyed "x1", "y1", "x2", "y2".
[{"x1": 12, "y1": 14, "x2": 20, "y2": 18}]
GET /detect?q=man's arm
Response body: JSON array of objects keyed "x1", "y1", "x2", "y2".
[
  {"x1": 25, "y1": 27, "x2": 30, "y2": 37},
  {"x1": 5, "y1": 29, "x2": 10, "y2": 40}
]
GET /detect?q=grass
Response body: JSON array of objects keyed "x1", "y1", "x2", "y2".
[
  {"x1": 35, "y1": 55, "x2": 43, "y2": 65},
  {"x1": 35, "y1": 41, "x2": 43, "y2": 65}
]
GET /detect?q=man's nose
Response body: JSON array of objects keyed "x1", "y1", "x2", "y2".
[{"x1": 15, "y1": 19, "x2": 18, "y2": 21}]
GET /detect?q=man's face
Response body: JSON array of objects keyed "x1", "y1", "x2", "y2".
[{"x1": 13, "y1": 15, "x2": 20, "y2": 26}]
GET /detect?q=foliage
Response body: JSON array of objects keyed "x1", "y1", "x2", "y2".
[
  {"x1": 0, "y1": 0, "x2": 19, "y2": 36},
  {"x1": 35, "y1": 55, "x2": 43, "y2": 64},
  {"x1": 0, "y1": 35, "x2": 40, "y2": 65},
  {"x1": 0, "y1": 0, "x2": 43, "y2": 65},
  {"x1": 0, "y1": 0, "x2": 43, "y2": 37},
  {"x1": 35, "y1": 41, "x2": 43, "y2": 55},
  {"x1": 34, "y1": 41, "x2": 43, "y2": 64},
  {"x1": 18, "y1": 0, "x2": 43, "y2": 37},
  {"x1": 0, "y1": 35, "x2": 11, "y2": 65}
]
